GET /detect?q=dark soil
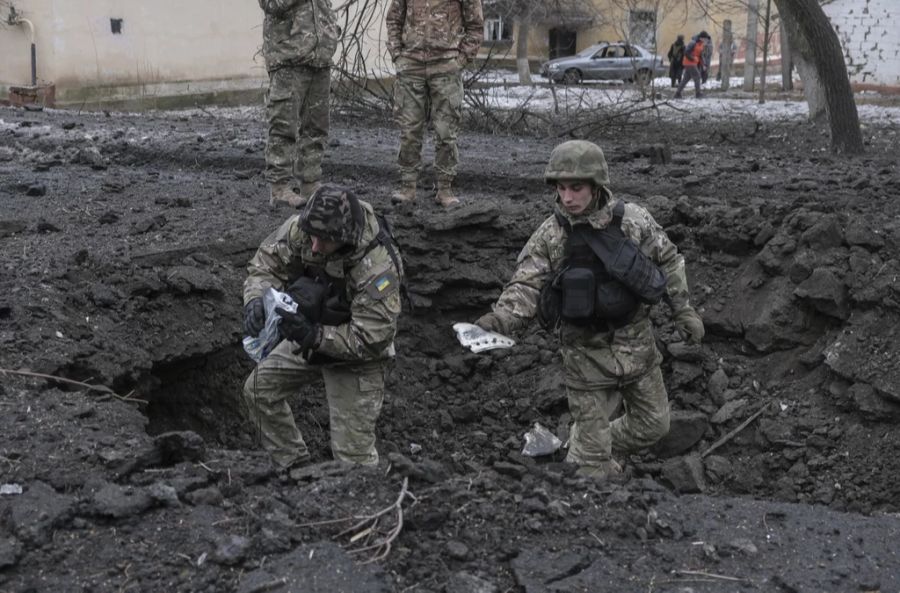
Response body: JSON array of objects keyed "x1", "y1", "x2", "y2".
[{"x1": 2, "y1": 101, "x2": 900, "y2": 593}]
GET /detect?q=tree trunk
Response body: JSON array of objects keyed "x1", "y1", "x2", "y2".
[
  {"x1": 780, "y1": 20, "x2": 793, "y2": 91},
  {"x1": 743, "y1": 0, "x2": 759, "y2": 91},
  {"x1": 774, "y1": 0, "x2": 863, "y2": 153},
  {"x1": 758, "y1": 0, "x2": 772, "y2": 103},
  {"x1": 516, "y1": 20, "x2": 532, "y2": 85},
  {"x1": 721, "y1": 20, "x2": 733, "y2": 91}
]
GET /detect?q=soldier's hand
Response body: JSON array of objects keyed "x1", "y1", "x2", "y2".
[
  {"x1": 243, "y1": 298, "x2": 266, "y2": 337},
  {"x1": 475, "y1": 312, "x2": 505, "y2": 334},
  {"x1": 674, "y1": 307, "x2": 705, "y2": 344},
  {"x1": 277, "y1": 308, "x2": 322, "y2": 351}
]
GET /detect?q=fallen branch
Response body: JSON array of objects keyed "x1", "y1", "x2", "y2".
[
  {"x1": 0, "y1": 368, "x2": 147, "y2": 404},
  {"x1": 701, "y1": 400, "x2": 772, "y2": 459},
  {"x1": 299, "y1": 477, "x2": 415, "y2": 563}
]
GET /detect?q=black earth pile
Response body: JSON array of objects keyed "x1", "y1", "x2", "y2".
[{"x1": 1, "y1": 104, "x2": 900, "y2": 593}]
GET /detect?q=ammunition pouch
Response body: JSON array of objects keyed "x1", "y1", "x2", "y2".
[
  {"x1": 554, "y1": 201, "x2": 668, "y2": 327},
  {"x1": 561, "y1": 267, "x2": 596, "y2": 323},
  {"x1": 603, "y1": 234, "x2": 667, "y2": 305},
  {"x1": 537, "y1": 274, "x2": 562, "y2": 331}
]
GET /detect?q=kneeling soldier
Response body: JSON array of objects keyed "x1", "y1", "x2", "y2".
[
  {"x1": 476, "y1": 140, "x2": 704, "y2": 479},
  {"x1": 241, "y1": 184, "x2": 403, "y2": 468}
]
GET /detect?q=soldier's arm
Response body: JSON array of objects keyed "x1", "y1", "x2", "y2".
[
  {"x1": 628, "y1": 206, "x2": 692, "y2": 312},
  {"x1": 315, "y1": 258, "x2": 402, "y2": 361},
  {"x1": 458, "y1": 0, "x2": 484, "y2": 62},
  {"x1": 243, "y1": 217, "x2": 306, "y2": 305},
  {"x1": 490, "y1": 220, "x2": 555, "y2": 333},
  {"x1": 385, "y1": 0, "x2": 406, "y2": 60}
]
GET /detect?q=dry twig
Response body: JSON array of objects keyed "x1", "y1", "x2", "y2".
[
  {"x1": 701, "y1": 400, "x2": 773, "y2": 458},
  {"x1": 0, "y1": 368, "x2": 147, "y2": 404},
  {"x1": 300, "y1": 477, "x2": 415, "y2": 563}
]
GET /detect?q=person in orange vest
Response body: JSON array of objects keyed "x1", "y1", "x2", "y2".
[{"x1": 674, "y1": 31, "x2": 711, "y2": 99}]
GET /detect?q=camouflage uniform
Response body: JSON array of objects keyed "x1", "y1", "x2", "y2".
[
  {"x1": 260, "y1": 0, "x2": 339, "y2": 189},
  {"x1": 480, "y1": 141, "x2": 702, "y2": 474},
  {"x1": 386, "y1": 0, "x2": 483, "y2": 190},
  {"x1": 242, "y1": 185, "x2": 402, "y2": 468}
]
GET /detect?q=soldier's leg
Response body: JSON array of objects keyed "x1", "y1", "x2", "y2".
[
  {"x1": 322, "y1": 362, "x2": 385, "y2": 465},
  {"x1": 241, "y1": 339, "x2": 320, "y2": 468},
  {"x1": 264, "y1": 68, "x2": 301, "y2": 185},
  {"x1": 394, "y1": 68, "x2": 429, "y2": 185},
  {"x1": 610, "y1": 366, "x2": 670, "y2": 454},
  {"x1": 564, "y1": 385, "x2": 616, "y2": 468},
  {"x1": 428, "y1": 70, "x2": 463, "y2": 188},
  {"x1": 297, "y1": 66, "x2": 331, "y2": 185}
]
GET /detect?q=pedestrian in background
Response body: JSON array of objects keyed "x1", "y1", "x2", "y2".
[
  {"x1": 259, "y1": 0, "x2": 339, "y2": 208},
  {"x1": 716, "y1": 39, "x2": 737, "y2": 81},
  {"x1": 674, "y1": 31, "x2": 711, "y2": 99},
  {"x1": 386, "y1": 0, "x2": 484, "y2": 207},
  {"x1": 667, "y1": 35, "x2": 685, "y2": 88},
  {"x1": 700, "y1": 34, "x2": 713, "y2": 83}
]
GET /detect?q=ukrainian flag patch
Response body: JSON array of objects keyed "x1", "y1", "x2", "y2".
[{"x1": 366, "y1": 271, "x2": 399, "y2": 300}]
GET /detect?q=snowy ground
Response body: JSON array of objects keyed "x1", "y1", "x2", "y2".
[{"x1": 469, "y1": 70, "x2": 900, "y2": 125}]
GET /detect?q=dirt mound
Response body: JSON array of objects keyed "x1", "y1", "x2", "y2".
[{"x1": 2, "y1": 105, "x2": 900, "y2": 592}]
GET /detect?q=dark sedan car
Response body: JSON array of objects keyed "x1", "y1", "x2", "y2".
[{"x1": 540, "y1": 42, "x2": 668, "y2": 85}]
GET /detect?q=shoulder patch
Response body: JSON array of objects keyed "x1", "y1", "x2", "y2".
[{"x1": 365, "y1": 271, "x2": 399, "y2": 300}]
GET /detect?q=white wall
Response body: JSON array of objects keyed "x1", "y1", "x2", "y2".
[
  {"x1": 825, "y1": 0, "x2": 900, "y2": 87},
  {"x1": 1, "y1": 0, "x2": 269, "y2": 104}
]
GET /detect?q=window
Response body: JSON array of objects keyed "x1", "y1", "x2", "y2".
[
  {"x1": 110, "y1": 18, "x2": 123, "y2": 34},
  {"x1": 484, "y1": 17, "x2": 512, "y2": 42}
]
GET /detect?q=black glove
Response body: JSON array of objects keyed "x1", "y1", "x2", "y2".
[
  {"x1": 243, "y1": 298, "x2": 266, "y2": 337},
  {"x1": 277, "y1": 308, "x2": 322, "y2": 355}
]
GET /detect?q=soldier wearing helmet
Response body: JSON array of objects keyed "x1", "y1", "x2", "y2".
[
  {"x1": 241, "y1": 183, "x2": 403, "y2": 470},
  {"x1": 475, "y1": 140, "x2": 704, "y2": 480}
]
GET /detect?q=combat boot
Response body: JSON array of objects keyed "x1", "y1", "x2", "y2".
[
  {"x1": 296, "y1": 180, "x2": 322, "y2": 206},
  {"x1": 269, "y1": 183, "x2": 305, "y2": 208},
  {"x1": 391, "y1": 181, "x2": 417, "y2": 204},
  {"x1": 434, "y1": 184, "x2": 460, "y2": 207}
]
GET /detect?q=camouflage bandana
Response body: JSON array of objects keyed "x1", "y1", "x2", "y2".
[{"x1": 299, "y1": 183, "x2": 364, "y2": 245}]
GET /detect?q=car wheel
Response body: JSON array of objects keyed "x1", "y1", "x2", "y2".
[
  {"x1": 562, "y1": 69, "x2": 582, "y2": 85},
  {"x1": 634, "y1": 69, "x2": 652, "y2": 85}
]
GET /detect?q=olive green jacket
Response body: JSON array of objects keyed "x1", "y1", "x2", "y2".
[
  {"x1": 244, "y1": 203, "x2": 402, "y2": 362},
  {"x1": 260, "y1": 0, "x2": 339, "y2": 71},
  {"x1": 386, "y1": 0, "x2": 483, "y2": 64},
  {"x1": 491, "y1": 194, "x2": 694, "y2": 388}
]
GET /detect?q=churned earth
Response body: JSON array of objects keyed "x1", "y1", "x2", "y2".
[{"x1": 1, "y1": 96, "x2": 900, "y2": 593}]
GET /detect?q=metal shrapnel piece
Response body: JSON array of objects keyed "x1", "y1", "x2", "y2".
[{"x1": 452, "y1": 322, "x2": 515, "y2": 353}]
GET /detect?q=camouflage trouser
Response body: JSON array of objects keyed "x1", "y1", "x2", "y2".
[
  {"x1": 241, "y1": 339, "x2": 385, "y2": 468},
  {"x1": 265, "y1": 65, "x2": 331, "y2": 185},
  {"x1": 393, "y1": 58, "x2": 463, "y2": 186},
  {"x1": 565, "y1": 366, "x2": 670, "y2": 468}
]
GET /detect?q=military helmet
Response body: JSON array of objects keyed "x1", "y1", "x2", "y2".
[
  {"x1": 544, "y1": 140, "x2": 610, "y2": 187},
  {"x1": 299, "y1": 183, "x2": 364, "y2": 245}
]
